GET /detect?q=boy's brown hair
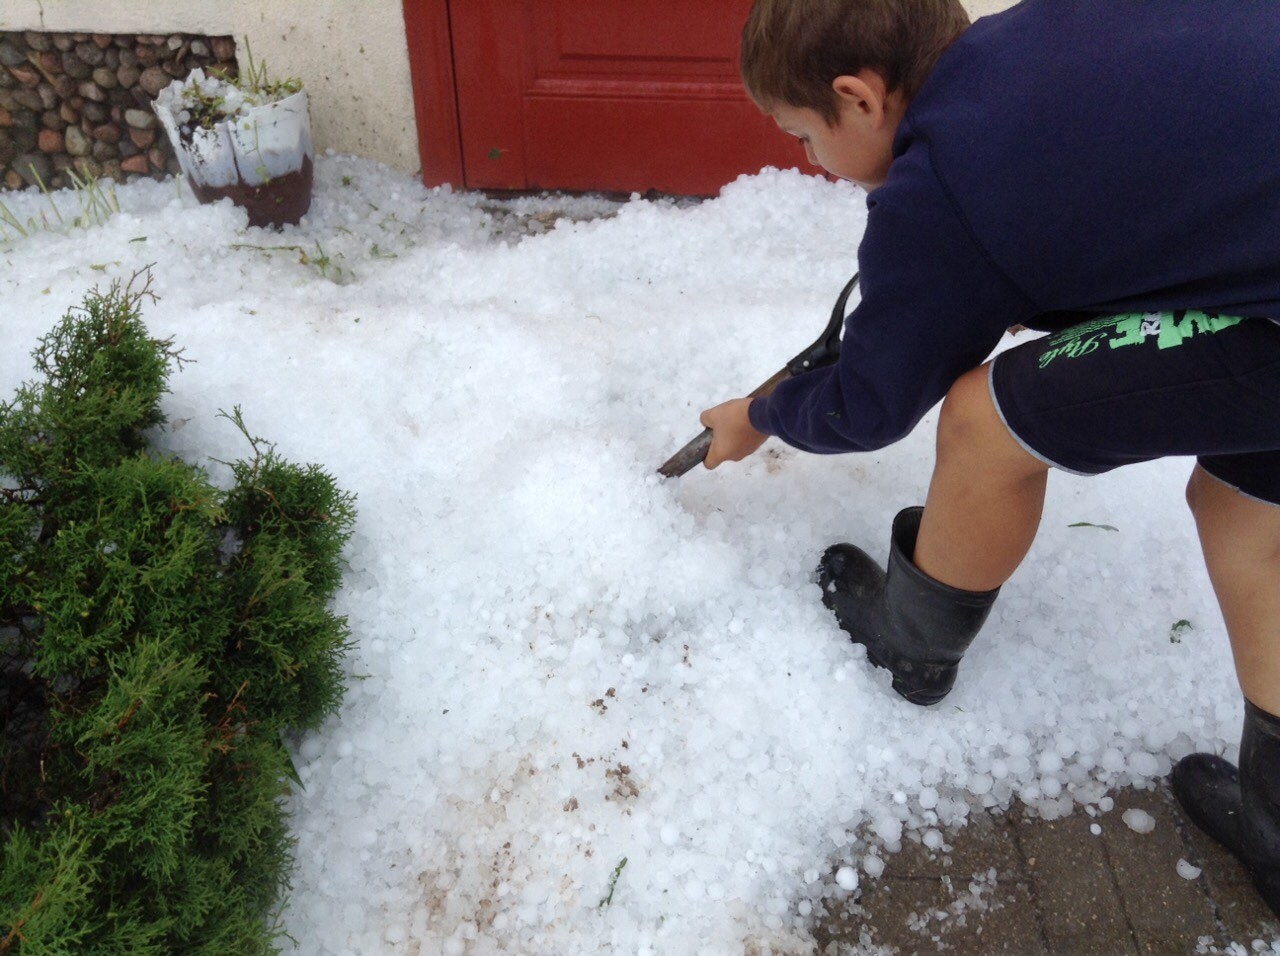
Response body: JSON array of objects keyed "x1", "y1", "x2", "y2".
[{"x1": 742, "y1": 0, "x2": 970, "y2": 124}]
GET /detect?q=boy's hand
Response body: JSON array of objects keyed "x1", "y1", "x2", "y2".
[{"x1": 699, "y1": 398, "x2": 768, "y2": 469}]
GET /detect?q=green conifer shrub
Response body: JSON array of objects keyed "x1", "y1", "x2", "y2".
[{"x1": 0, "y1": 275, "x2": 356, "y2": 954}]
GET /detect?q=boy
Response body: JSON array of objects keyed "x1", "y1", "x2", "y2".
[{"x1": 700, "y1": 0, "x2": 1280, "y2": 916}]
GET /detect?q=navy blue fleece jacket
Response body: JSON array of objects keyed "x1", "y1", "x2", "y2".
[{"x1": 748, "y1": 0, "x2": 1280, "y2": 454}]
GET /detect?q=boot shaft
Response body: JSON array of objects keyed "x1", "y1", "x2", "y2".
[
  {"x1": 1241, "y1": 701, "x2": 1280, "y2": 853},
  {"x1": 883, "y1": 507, "x2": 1001, "y2": 667}
]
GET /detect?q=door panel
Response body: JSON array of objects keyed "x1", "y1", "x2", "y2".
[{"x1": 447, "y1": 0, "x2": 816, "y2": 194}]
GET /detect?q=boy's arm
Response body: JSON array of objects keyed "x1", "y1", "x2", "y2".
[{"x1": 746, "y1": 146, "x2": 1035, "y2": 455}]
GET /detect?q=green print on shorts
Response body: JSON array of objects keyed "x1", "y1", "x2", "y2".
[{"x1": 1036, "y1": 310, "x2": 1245, "y2": 369}]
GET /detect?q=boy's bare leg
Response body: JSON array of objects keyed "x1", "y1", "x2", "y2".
[
  {"x1": 915, "y1": 367, "x2": 1280, "y2": 712},
  {"x1": 1187, "y1": 467, "x2": 1280, "y2": 715},
  {"x1": 913, "y1": 363, "x2": 1050, "y2": 592}
]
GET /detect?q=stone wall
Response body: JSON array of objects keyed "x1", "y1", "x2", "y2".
[{"x1": 0, "y1": 31, "x2": 236, "y2": 191}]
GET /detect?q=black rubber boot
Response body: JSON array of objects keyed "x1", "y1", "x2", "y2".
[
  {"x1": 1171, "y1": 700, "x2": 1280, "y2": 918},
  {"x1": 816, "y1": 506, "x2": 1000, "y2": 706}
]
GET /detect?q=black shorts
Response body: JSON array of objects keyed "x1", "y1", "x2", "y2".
[{"x1": 990, "y1": 311, "x2": 1280, "y2": 506}]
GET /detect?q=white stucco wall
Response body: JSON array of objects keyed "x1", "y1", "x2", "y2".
[
  {"x1": 2, "y1": 0, "x2": 420, "y2": 174},
  {"x1": 3, "y1": 1, "x2": 1016, "y2": 181},
  {"x1": 965, "y1": 0, "x2": 1017, "y2": 19}
]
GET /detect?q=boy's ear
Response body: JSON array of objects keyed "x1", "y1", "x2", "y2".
[{"x1": 831, "y1": 70, "x2": 898, "y2": 127}]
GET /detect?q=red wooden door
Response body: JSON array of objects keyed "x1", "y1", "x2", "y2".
[{"x1": 404, "y1": 0, "x2": 815, "y2": 195}]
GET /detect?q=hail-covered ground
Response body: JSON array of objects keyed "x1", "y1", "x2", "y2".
[{"x1": 0, "y1": 156, "x2": 1250, "y2": 954}]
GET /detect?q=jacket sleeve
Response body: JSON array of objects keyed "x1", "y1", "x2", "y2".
[{"x1": 748, "y1": 142, "x2": 1037, "y2": 454}]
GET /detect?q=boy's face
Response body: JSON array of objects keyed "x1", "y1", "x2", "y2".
[{"x1": 768, "y1": 71, "x2": 906, "y2": 191}]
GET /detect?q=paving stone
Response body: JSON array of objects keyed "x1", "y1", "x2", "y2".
[
  {"x1": 1101, "y1": 787, "x2": 1220, "y2": 952},
  {"x1": 818, "y1": 875, "x2": 1046, "y2": 954},
  {"x1": 1013, "y1": 808, "x2": 1138, "y2": 953},
  {"x1": 890, "y1": 805, "x2": 1025, "y2": 882},
  {"x1": 1215, "y1": 894, "x2": 1280, "y2": 950},
  {"x1": 811, "y1": 781, "x2": 1280, "y2": 953}
]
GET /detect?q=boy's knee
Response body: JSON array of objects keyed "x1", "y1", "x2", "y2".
[
  {"x1": 936, "y1": 364, "x2": 1046, "y2": 478},
  {"x1": 936, "y1": 366, "x2": 998, "y2": 454}
]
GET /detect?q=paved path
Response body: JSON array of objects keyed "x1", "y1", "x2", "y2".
[{"x1": 816, "y1": 783, "x2": 1280, "y2": 954}]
